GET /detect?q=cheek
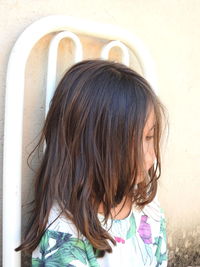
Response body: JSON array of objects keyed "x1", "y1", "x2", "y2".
[{"x1": 143, "y1": 142, "x2": 156, "y2": 170}]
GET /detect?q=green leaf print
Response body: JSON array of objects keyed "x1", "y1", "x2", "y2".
[
  {"x1": 65, "y1": 242, "x2": 87, "y2": 264},
  {"x1": 40, "y1": 230, "x2": 50, "y2": 256},
  {"x1": 32, "y1": 229, "x2": 98, "y2": 267},
  {"x1": 44, "y1": 247, "x2": 78, "y2": 266},
  {"x1": 32, "y1": 258, "x2": 42, "y2": 267},
  {"x1": 152, "y1": 211, "x2": 168, "y2": 266},
  {"x1": 71, "y1": 238, "x2": 86, "y2": 250},
  {"x1": 84, "y1": 239, "x2": 100, "y2": 267},
  {"x1": 126, "y1": 214, "x2": 136, "y2": 239},
  {"x1": 154, "y1": 236, "x2": 167, "y2": 266},
  {"x1": 47, "y1": 231, "x2": 72, "y2": 252},
  {"x1": 160, "y1": 216, "x2": 167, "y2": 243}
]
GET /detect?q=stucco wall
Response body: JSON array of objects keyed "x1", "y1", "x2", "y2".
[{"x1": 0, "y1": 1, "x2": 200, "y2": 266}]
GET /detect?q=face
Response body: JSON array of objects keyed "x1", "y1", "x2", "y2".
[
  {"x1": 143, "y1": 108, "x2": 156, "y2": 171},
  {"x1": 136, "y1": 108, "x2": 156, "y2": 184}
]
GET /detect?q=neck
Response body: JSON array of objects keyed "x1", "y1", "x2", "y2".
[{"x1": 98, "y1": 197, "x2": 133, "y2": 220}]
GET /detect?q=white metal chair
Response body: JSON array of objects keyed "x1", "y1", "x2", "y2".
[{"x1": 3, "y1": 15, "x2": 158, "y2": 266}]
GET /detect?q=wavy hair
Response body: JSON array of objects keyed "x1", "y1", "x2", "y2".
[{"x1": 16, "y1": 59, "x2": 166, "y2": 256}]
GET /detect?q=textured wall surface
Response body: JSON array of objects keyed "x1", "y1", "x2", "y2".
[{"x1": 0, "y1": 1, "x2": 200, "y2": 266}]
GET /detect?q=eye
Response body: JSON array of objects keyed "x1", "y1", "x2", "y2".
[{"x1": 146, "y1": 135, "x2": 154, "y2": 141}]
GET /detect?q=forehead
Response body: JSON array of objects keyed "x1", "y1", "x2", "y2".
[{"x1": 144, "y1": 108, "x2": 156, "y2": 133}]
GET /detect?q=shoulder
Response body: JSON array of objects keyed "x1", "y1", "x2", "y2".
[
  {"x1": 136, "y1": 193, "x2": 167, "y2": 244},
  {"x1": 32, "y1": 203, "x2": 98, "y2": 266},
  {"x1": 46, "y1": 202, "x2": 80, "y2": 237},
  {"x1": 142, "y1": 193, "x2": 166, "y2": 223}
]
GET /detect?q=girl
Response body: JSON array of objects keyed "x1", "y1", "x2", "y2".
[{"x1": 16, "y1": 59, "x2": 168, "y2": 266}]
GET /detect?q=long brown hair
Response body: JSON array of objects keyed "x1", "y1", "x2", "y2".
[{"x1": 16, "y1": 59, "x2": 166, "y2": 256}]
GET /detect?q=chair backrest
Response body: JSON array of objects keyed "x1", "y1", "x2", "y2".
[{"x1": 3, "y1": 15, "x2": 158, "y2": 267}]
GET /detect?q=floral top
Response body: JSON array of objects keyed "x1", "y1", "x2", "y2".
[{"x1": 32, "y1": 196, "x2": 168, "y2": 266}]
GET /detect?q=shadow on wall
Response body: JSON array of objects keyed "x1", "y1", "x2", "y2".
[{"x1": 167, "y1": 225, "x2": 200, "y2": 267}]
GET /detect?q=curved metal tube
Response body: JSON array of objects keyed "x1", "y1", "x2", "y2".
[
  {"x1": 45, "y1": 31, "x2": 83, "y2": 118},
  {"x1": 101, "y1": 40, "x2": 130, "y2": 66}
]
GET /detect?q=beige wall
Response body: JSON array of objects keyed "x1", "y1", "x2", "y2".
[{"x1": 1, "y1": 0, "x2": 200, "y2": 266}]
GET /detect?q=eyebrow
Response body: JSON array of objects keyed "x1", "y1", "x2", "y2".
[{"x1": 149, "y1": 124, "x2": 156, "y2": 131}]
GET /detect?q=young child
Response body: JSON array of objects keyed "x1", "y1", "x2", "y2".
[{"x1": 16, "y1": 59, "x2": 168, "y2": 266}]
